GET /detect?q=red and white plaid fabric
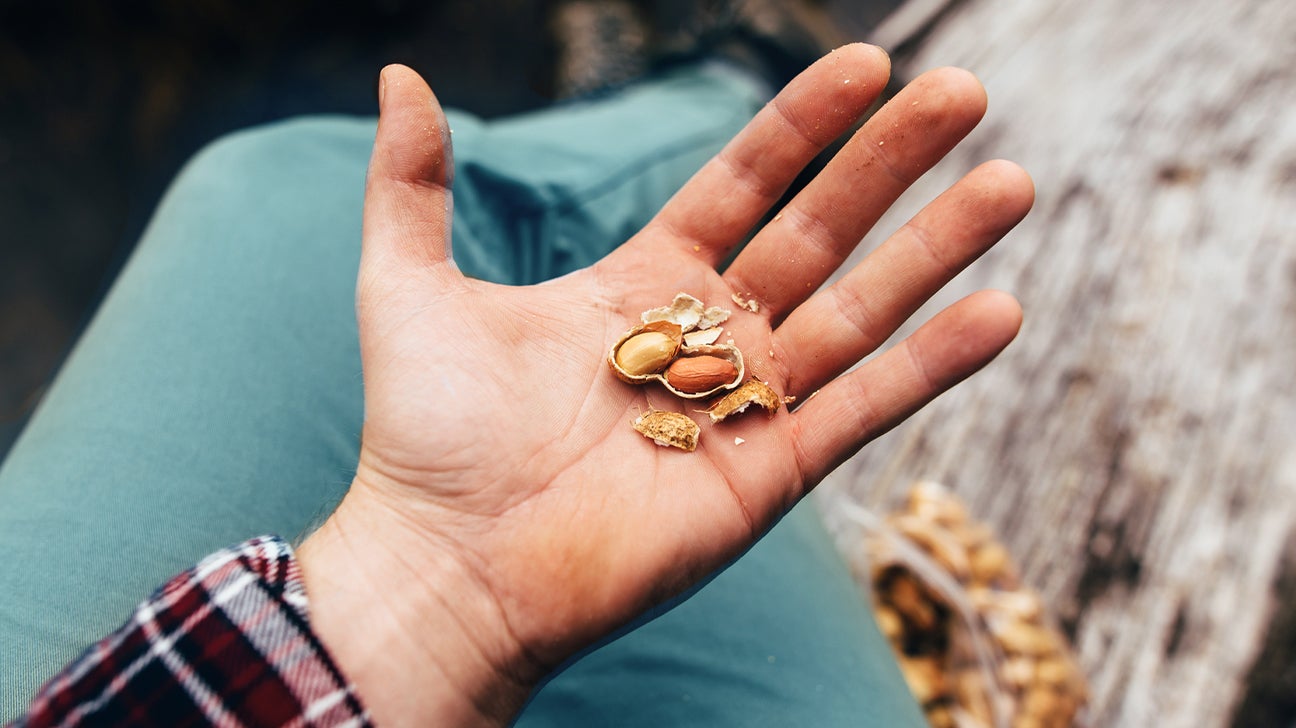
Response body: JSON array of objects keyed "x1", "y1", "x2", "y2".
[{"x1": 11, "y1": 536, "x2": 370, "y2": 727}]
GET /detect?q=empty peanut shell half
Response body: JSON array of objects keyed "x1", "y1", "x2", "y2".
[{"x1": 632, "y1": 411, "x2": 700, "y2": 452}]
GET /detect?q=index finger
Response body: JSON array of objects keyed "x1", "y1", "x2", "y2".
[{"x1": 641, "y1": 44, "x2": 891, "y2": 265}]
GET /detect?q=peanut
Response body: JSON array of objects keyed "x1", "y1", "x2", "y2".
[
  {"x1": 665, "y1": 355, "x2": 737, "y2": 393},
  {"x1": 970, "y1": 541, "x2": 1013, "y2": 585},
  {"x1": 865, "y1": 483, "x2": 1089, "y2": 728},
  {"x1": 615, "y1": 331, "x2": 677, "y2": 375}
]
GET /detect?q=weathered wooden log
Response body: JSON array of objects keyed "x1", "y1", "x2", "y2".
[{"x1": 817, "y1": 0, "x2": 1296, "y2": 725}]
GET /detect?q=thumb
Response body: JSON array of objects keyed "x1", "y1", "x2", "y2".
[{"x1": 361, "y1": 64, "x2": 457, "y2": 277}]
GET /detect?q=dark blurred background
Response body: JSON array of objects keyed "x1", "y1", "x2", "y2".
[
  {"x1": 0, "y1": 0, "x2": 898, "y2": 458},
  {"x1": 0, "y1": 0, "x2": 563, "y2": 456}
]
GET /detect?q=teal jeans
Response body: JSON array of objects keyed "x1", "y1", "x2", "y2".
[{"x1": 0, "y1": 64, "x2": 924, "y2": 726}]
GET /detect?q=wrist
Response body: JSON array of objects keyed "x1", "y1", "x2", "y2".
[{"x1": 297, "y1": 486, "x2": 541, "y2": 727}]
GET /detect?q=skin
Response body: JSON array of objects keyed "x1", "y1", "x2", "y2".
[{"x1": 297, "y1": 44, "x2": 1034, "y2": 727}]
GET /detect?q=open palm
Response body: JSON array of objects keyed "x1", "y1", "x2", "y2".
[{"x1": 301, "y1": 45, "x2": 1033, "y2": 725}]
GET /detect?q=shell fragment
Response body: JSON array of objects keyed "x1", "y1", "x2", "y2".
[
  {"x1": 632, "y1": 411, "x2": 700, "y2": 452},
  {"x1": 708, "y1": 380, "x2": 782, "y2": 423}
]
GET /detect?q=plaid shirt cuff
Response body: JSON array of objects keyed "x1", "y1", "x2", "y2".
[{"x1": 13, "y1": 536, "x2": 370, "y2": 727}]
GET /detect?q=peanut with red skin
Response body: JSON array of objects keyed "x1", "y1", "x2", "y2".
[{"x1": 665, "y1": 355, "x2": 738, "y2": 394}]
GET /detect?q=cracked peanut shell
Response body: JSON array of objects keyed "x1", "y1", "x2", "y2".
[
  {"x1": 632, "y1": 411, "x2": 700, "y2": 452},
  {"x1": 707, "y1": 380, "x2": 782, "y2": 422}
]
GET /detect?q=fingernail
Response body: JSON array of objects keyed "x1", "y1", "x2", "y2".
[{"x1": 378, "y1": 67, "x2": 388, "y2": 110}]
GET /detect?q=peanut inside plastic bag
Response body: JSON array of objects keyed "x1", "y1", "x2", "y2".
[{"x1": 821, "y1": 482, "x2": 1089, "y2": 728}]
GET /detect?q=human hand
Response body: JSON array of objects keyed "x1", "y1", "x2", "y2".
[{"x1": 298, "y1": 45, "x2": 1033, "y2": 727}]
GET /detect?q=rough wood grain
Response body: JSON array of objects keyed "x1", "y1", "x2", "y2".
[{"x1": 815, "y1": 1, "x2": 1296, "y2": 725}]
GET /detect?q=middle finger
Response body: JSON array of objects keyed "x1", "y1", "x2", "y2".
[{"x1": 722, "y1": 67, "x2": 988, "y2": 323}]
